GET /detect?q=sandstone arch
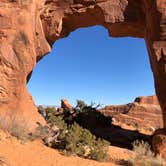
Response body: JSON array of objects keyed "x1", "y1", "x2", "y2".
[
  {"x1": 0, "y1": 0, "x2": 166, "y2": 156},
  {"x1": 42, "y1": 0, "x2": 166, "y2": 128}
]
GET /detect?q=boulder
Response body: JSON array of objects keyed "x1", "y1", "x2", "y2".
[{"x1": 61, "y1": 99, "x2": 73, "y2": 111}]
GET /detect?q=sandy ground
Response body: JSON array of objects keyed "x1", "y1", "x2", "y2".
[{"x1": 0, "y1": 131, "x2": 131, "y2": 166}]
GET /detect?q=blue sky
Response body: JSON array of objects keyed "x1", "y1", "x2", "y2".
[{"x1": 27, "y1": 25, "x2": 155, "y2": 106}]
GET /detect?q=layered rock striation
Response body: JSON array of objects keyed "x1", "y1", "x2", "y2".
[{"x1": 100, "y1": 95, "x2": 163, "y2": 135}]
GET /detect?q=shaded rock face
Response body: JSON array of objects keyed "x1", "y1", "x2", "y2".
[
  {"x1": 100, "y1": 96, "x2": 166, "y2": 153},
  {"x1": 0, "y1": 0, "x2": 166, "y2": 139},
  {"x1": 152, "y1": 129, "x2": 166, "y2": 160}
]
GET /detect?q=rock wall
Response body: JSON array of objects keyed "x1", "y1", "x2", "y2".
[
  {"x1": 100, "y1": 95, "x2": 163, "y2": 135},
  {"x1": 0, "y1": 0, "x2": 166, "y2": 134},
  {"x1": 0, "y1": 0, "x2": 50, "y2": 129}
]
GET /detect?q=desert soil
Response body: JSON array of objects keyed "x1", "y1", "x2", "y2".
[{"x1": 0, "y1": 131, "x2": 131, "y2": 166}]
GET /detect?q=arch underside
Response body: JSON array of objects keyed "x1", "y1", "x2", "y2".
[{"x1": 41, "y1": 0, "x2": 166, "y2": 127}]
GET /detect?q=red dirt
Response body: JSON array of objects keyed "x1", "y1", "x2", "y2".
[{"x1": 0, "y1": 131, "x2": 131, "y2": 166}]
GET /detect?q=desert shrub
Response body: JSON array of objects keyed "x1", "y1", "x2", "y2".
[
  {"x1": 56, "y1": 122, "x2": 109, "y2": 161},
  {"x1": 7, "y1": 122, "x2": 29, "y2": 143},
  {"x1": 75, "y1": 100, "x2": 101, "y2": 113},
  {"x1": 75, "y1": 100, "x2": 87, "y2": 112},
  {"x1": 0, "y1": 114, "x2": 31, "y2": 143},
  {"x1": 128, "y1": 140, "x2": 165, "y2": 166},
  {"x1": 46, "y1": 113, "x2": 67, "y2": 130},
  {"x1": 63, "y1": 123, "x2": 95, "y2": 156},
  {"x1": 74, "y1": 110, "x2": 112, "y2": 130},
  {"x1": 44, "y1": 100, "x2": 107, "y2": 128},
  {"x1": 45, "y1": 106, "x2": 57, "y2": 124},
  {"x1": 90, "y1": 138, "x2": 110, "y2": 161},
  {"x1": 30, "y1": 123, "x2": 48, "y2": 140},
  {"x1": 37, "y1": 105, "x2": 44, "y2": 111},
  {"x1": 41, "y1": 100, "x2": 110, "y2": 161}
]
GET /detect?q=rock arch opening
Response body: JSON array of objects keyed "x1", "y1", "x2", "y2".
[
  {"x1": 28, "y1": 25, "x2": 160, "y2": 149},
  {"x1": 27, "y1": 25, "x2": 155, "y2": 107},
  {"x1": 35, "y1": 0, "x2": 166, "y2": 132}
]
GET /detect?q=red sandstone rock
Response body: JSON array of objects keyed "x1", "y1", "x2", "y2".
[
  {"x1": 100, "y1": 96, "x2": 163, "y2": 135},
  {"x1": 0, "y1": 0, "x2": 166, "y2": 157},
  {"x1": 61, "y1": 99, "x2": 73, "y2": 111},
  {"x1": 134, "y1": 95, "x2": 159, "y2": 105},
  {"x1": 152, "y1": 129, "x2": 166, "y2": 160}
]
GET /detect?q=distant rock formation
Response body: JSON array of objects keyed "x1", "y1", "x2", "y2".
[
  {"x1": 61, "y1": 99, "x2": 73, "y2": 111},
  {"x1": 100, "y1": 95, "x2": 163, "y2": 135},
  {"x1": 134, "y1": 95, "x2": 159, "y2": 105}
]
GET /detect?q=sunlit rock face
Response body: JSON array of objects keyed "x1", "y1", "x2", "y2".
[
  {"x1": 100, "y1": 95, "x2": 163, "y2": 135},
  {"x1": 0, "y1": 0, "x2": 166, "y2": 157},
  {"x1": 0, "y1": 0, "x2": 50, "y2": 130}
]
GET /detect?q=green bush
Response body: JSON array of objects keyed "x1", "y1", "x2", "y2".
[
  {"x1": 30, "y1": 123, "x2": 48, "y2": 141},
  {"x1": 64, "y1": 123, "x2": 95, "y2": 156},
  {"x1": 128, "y1": 140, "x2": 165, "y2": 166},
  {"x1": 44, "y1": 107, "x2": 62, "y2": 125},
  {"x1": 75, "y1": 100, "x2": 101, "y2": 113},
  {"x1": 75, "y1": 100, "x2": 87, "y2": 112},
  {"x1": 41, "y1": 101, "x2": 110, "y2": 162},
  {"x1": 90, "y1": 138, "x2": 109, "y2": 161},
  {"x1": 49, "y1": 115, "x2": 67, "y2": 130},
  {"x1": 57, "y1": 122, "x2": 110, "y2": 161},
  {"x1": 37, "y1": 105, "x2": 45, "y2": 112}
]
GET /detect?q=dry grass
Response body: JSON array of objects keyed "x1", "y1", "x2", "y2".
[
  {"x1": 0, "y1": 113, "x2": 30, "y2": 143},
  {"x1": 128, "y1": 140, "x2": 165, "y2": 166}
]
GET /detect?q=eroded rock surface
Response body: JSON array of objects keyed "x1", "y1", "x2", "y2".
[
  {"x1": 0, "y1": 0, "x2": 50, "y2": 130},
  {"x1": 0, "y1": 0, "x2": 166, "y2": 158},
  {"x1": 100, "y1": 95, "x2": 163, "y2": 135},
  {"x1": 152, "y1": 129, "x2": 166, "y2": 160}
]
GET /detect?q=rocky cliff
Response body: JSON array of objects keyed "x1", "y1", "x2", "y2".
[{"x1": 100, "y1": 95, "x2": 163, "y2": 135}]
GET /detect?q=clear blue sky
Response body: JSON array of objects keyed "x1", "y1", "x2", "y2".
[{"x1": 27, "y1": 25, "x2": 155, "y2": 106}]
